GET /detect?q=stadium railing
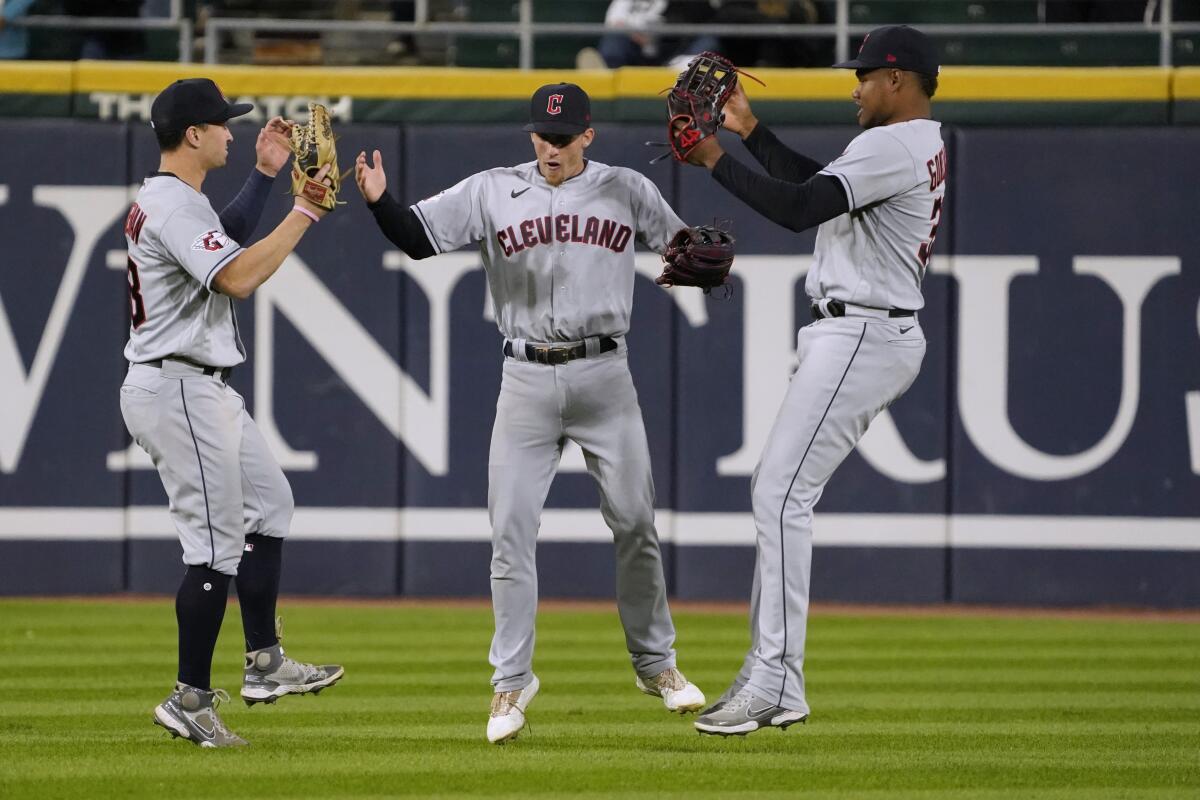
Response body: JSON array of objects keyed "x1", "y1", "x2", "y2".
[{"x1": 6, "y1": 0, "x2": 1200, "y2": 68}]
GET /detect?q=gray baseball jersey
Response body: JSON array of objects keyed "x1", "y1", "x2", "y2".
[
  {"x1": 120, "y1": 173, "x2": 291, "y2": 576},
  {"x1": 717, "y1": 120, "x2": 947, "y2": 717},
  {"x1": 812, "y1": 119, "x2": 946, "y2": 311},
  {"x1": 412, "y1": 159, "x2": 684, "y2": 342},
  {"x1": 410, "y1": 158, "x2": 688, "y2": 696},
  {"x1": 123, "y1": 173, "x2": 246, "y2": 368}
]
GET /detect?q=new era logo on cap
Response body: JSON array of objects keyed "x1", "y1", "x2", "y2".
[{"x1": 524, "y1": 83, "x2": 591, "y2": 135}]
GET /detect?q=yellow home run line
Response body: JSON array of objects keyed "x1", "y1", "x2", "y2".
[
  {"x1": 0, "y1": 61, "x2": 1176, "y2": 102},
  {"x1": 1175, "y1": 67, "x2": 1200, "y2": 99}
]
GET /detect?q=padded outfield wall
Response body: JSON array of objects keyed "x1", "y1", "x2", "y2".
[{"x1": 0, "y1": 106, "x2": 1197, "y2": 606}]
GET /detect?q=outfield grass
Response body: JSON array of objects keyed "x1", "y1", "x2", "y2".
[{"x1": 1, "y1": 599, "x2": 1198, "y2": 799}]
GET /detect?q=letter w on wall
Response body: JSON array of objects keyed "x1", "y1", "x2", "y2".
[{"x1": 0, "y1": 186, "x2": 129, "y2": 473}]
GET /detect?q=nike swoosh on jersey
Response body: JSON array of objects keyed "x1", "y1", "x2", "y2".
[
  {"x1": 511, "y1": 187, "x2": 531, "y2": 198},
  {"x1": 900, "y1": 326, "x2": 914, "y2": 334}
]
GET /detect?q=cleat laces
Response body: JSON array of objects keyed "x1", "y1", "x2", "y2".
[
  {"x1": 207, "y1": 688, "x2": 237, "y2": 739},
  {"x1": 653, "y1": 667, "x2": 688, "y2": 692},
  {"x1": 490, "y1": 689, "x2": 523, "y2": 718}
]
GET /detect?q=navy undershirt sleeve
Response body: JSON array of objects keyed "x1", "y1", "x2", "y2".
[
  {"x1": 741, "y1": 123, "x2": 825, "y2": 183},
  {"x1": 711, "y1": 153, "x2": 849, "y2": 233},
  {"x1": 366, "y1": 191, "x2": 437, "y2": 260},
  {"x1": 218, "y1": 168, "x2": 275, "y2": 244}
]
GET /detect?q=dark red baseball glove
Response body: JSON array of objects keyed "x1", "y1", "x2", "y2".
[{"x1": 656, "y1": 225, "x2": 736, "y2": 294}]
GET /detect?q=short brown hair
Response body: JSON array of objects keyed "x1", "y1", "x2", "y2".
[{"x1": 155, "y1": 122, "x2": 207, "y2": 152}]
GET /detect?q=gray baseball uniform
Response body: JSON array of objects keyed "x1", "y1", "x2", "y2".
[
  {"x1": 730, "y1": 120, "x2": 947, "y2": 713},
  {"x1": 413, "y1": 159, "x2": 685, "y2": 692},
  {"x1": 120, "y1": 173, "x2": 293, "y2": 576}
]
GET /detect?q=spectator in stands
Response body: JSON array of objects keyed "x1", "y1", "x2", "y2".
[
  {"x1": 580, "y1": 0, "x2": 715, "y2": 69},
  {"x1": 582, "y1": 0, "x2": 824, "y2": 70},
  {"x1": 0, "y1": 0, "x2": 39, "y2": 60},
  {"x1": 64, "y1": 0, "x2": 145, "y2": 59}
]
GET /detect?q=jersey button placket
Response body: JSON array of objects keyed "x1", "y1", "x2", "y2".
[{"x1": 551, "y1": 189, "x2": 565, "y2": 330}]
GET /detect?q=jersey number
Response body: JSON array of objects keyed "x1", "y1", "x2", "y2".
[
  {"x1": 126, "y1": 257, "x2": 147, "y2": 329},
  {"x1": 917, "y1": 196, "x2": 944, "y2": 271}
]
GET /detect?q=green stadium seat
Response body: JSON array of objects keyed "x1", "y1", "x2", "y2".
[
  {"x1": 936, "y1": 33, "x2": 1160, "y2": 67},
  {"x1": 1176, "y1": 34, "x2": 1200, "y2": 66},
  {"x1": 533, "y1": 35, "x2": 600, "y2": 69},
  {"x1": 849, "y1": 1, "x2": 1039, "y2": 25},
  {"x1": 533, "y1": 0, "x2": 608, "y2": 23},
  {"x1": 451, "y1": 36, "x2": 520, "y2": 68},
  {"x1": 143, "y1": 29, "x2": 181, "y2": 62}
]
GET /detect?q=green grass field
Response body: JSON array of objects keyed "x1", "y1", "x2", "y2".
[{"x1": 1, "y1": 599, "x2": 1198, "y2": 799}]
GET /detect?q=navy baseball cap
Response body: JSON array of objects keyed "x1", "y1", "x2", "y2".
[
  {"x1": 523, "y1": 83, "x2": 591, "y2": 135},
  {"x1": 834, "y1": 25, "x2": 940, "y2": 75},
  {"x1": 150, "y1": 78, "x2": 253, "y2": 134}
]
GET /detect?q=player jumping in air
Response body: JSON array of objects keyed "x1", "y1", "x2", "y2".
[
  {"x1": 676, "y1": 26, "x2": 948, "y2": 735},
  {"x1": 354, "y1": 83, "x2": 708, "y2": 744}
]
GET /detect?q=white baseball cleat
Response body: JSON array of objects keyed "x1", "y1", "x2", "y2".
[
  {"x1": 487, "y1": 674, "x2": 539, "y2": 744},
  {"x1": 636, "y1": 666, "x2": 706, "y2": 713}
]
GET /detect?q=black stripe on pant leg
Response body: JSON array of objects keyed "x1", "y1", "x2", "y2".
[
  {"x1": 180, "y1": 380, "x2": 216, "y2": 569},
  {"x1": 775, "y1": 322, "x2": 866, "y2": 708}
]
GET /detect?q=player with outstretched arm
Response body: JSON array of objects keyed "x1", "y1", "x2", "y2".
[
  {"x1": 120, "y1": 79, "x2": 344, "y2": 748},
  {"x1": 354, "y1": 83, "x2": 709, "y2": 744}
]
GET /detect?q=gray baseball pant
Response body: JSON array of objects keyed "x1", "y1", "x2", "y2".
[
  {"x1": 120, "y1": 359, "x2": 293, "y2": 576},
  {"x1": 487, "y1": 343, "x2": 677, "y2": 692},
  {"x1": 724, "y1": 315, "x2": 925, "y2": 713}
]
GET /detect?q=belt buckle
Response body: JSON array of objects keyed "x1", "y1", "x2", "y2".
[{"x1": 532, "y1": 345, "x2": 571, "y2": 365}]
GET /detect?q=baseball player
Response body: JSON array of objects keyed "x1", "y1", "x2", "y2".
[
  {"x1": 354, "y1": 83, "x2": 706, "y2": 744},
  {"x1": 121, "y1": 78, "x2": 344, "y2": 748},
  {"x1": 676, "y1": 26, "x2": 946, "y2": 735}
]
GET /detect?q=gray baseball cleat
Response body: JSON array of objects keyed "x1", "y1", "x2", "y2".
[
  {"x1": 697, "y1": 681, "x2": 744, "y2": 716},
  {"x1": 635, "y1": 666, "x2": 706, "y2": 713},
  {"x1": 153, "y1": 683, "x2": 248, "y2": 748},
  {"x1": 241, "y1": 643, "x2": 344, "y2": 706},
  {"x1": 693, "y1": 687, "x2": 807, "y2": 736}
]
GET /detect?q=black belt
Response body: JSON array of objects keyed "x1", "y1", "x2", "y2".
[
  {"x1": 811, "y1": 300, "x2": 914, "y2": 320},
  {"x1": 503, "y1": 336, "x2": 618, "y2": 365},
  {"x1": 139, "y1": 357, "x2": 232, "y2": 383}
]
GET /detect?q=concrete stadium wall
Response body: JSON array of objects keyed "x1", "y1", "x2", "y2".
[{"x1": 0, "y1": 119, "x2": 1197, "y2": 607}]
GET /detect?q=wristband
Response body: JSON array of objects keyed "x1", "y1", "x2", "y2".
[{"x1": 292, "y1": 205, "x2": 320, "y2": 224}]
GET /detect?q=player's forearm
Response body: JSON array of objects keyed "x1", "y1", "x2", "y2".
[
  {"x1": 741, "y1": 124, "x2": 825, "y2": 183},
  {"x1": 218, "y1": 168, "x2": 275, "y2": 243},
  {"x1": 367, "y1": 191, "x2": 436, "y2": 259},
  {"x1": 213, "y1": 211, "x2": 313, "y2": 299},
  {"x1": 711, "y1": 153, "x2": 848, "y2": 233}
]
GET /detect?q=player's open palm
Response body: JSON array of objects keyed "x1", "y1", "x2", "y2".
[
  {"x1": 356, "y1": 150, "x2": 386, "y2": 203},
  {"x1": 255, "y1": 116, "x2": 293, "y2": 177}
]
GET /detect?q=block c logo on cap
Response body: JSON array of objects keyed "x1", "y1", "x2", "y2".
[{"x1": 546, "y1": 94, "x2": 564, "y2": 115}]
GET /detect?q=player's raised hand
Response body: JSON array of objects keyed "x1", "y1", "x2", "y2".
[
  {"x1": 722, "y1": 84, "x2": 758, "y2": 140},
  {"x1": 255, "y1": 116, "x2": 294, "y2": 177},
  {"x1": 355, "y1": 149, "x2": 387, "y2": 204}
]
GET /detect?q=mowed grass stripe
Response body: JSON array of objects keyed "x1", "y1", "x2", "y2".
[{"x1": 1, "y1": 600, "x2": 1197, "y2": 799}]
